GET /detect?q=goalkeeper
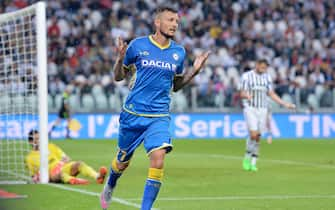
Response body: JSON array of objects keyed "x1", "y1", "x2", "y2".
[{"x1": 25, "y1": 130, "x2": 107, "y2": 184}]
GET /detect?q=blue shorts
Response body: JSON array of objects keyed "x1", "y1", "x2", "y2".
[{"x1": 116, "y1": 111, "x2": 173, "y2": 163}]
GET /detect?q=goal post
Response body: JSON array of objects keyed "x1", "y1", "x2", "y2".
[
  {"x1": 36, "y1": 1, "x2": 48, "y2": 184},
  {"x1": 0, "y1": 2, "x2": 48, "y2": 184}
]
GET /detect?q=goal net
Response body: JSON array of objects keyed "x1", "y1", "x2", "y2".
[{"x1": 0, "y1": 2, "x2": 48, "y2": 184}]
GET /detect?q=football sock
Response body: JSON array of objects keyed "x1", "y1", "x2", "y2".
[
  {"x1": 61, "y1": 172, "x2": 74, "y2": 183},
  {"x1": 264, "y1": 132, "x2": 271, "y2": 138},
  {"x1": 69, "y1": 177, "x2": 89, "y2": 184},
  {"x1": 245, "y1": 137, "x2": 254, "y2": 159},
  {"x1": 107, "y1": 158, "x2": 123, "y2": 188},
  {"x1": 251, "y1": 154, "x2": 258, "y2": 166},
  {"x1": 141, "y1": 168, "x2": 163, "y2": 210},
  {"x1": 78, "y1": 162, "x2": 98, "y2": 179},
  {"x1": 251, "y1": 142, "x2": 260, "y2": 166}
]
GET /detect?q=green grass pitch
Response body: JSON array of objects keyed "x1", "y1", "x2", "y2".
[{"x1": 1, "y1": 139, "x2": 335, "y2": 210}]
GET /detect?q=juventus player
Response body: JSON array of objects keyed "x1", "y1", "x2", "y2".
[{"x1": 239, "y1": 59, "x2": 296, "y2": 171}]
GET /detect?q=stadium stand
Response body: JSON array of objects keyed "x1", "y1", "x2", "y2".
[{"x1": 1, "y1": 0, "x2": 334, "y2": 112}]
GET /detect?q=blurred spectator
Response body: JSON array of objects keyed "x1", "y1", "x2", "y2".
[{"x1": 1, "y1": 0, "x2": 334, "y2": 110}]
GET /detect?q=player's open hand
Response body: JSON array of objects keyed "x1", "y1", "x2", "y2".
[
  {"x1": 193, "y1": 51, "x2": 210, "y2": 74},
  {"x1": 285, "y1": 102, "x2": 296, "y2": 109},
  {"x1": 32, "y1": 173, "x2": 40, "y2": 183},
  {"x1": 246, "y1": 93, "x2": 253, "y2": 101},
  {"x1": 116, "y1": 37, "x2": 127, "y2": 58}
]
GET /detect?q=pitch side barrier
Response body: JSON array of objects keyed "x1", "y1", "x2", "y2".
[{"x1": 1, "y1": 113, "x2": 335, "y2": 139}]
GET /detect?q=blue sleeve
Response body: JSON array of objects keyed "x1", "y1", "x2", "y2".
[
  {"x1": 176, "y1": 48, "x2": 186, "y2": 75},
  {"x1": 123, "y1": 41, "x2": 136, "y2": 67}
]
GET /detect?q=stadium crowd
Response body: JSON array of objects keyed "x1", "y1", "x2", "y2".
[{"x1": 1, "y1": 0, "x2": 335, "y2": 111}]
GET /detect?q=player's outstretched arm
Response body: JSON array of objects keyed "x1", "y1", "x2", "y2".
[
  {"x1": 173, "y1": 51, "x2": 210, "y2": 91},
  {"x1": 268, "y1": 90, "x2": 296, "y2": 109},
  {"x1": 113, "y1": 37, "x2": 128, "y2": 81}
]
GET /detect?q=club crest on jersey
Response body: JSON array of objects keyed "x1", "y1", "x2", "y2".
[
  {"x1": 173, "y1": 53, "x2": 179, "y2": 61},
  {"x1": 142, "y1": 59, "x2": 177, "y2": 71}
]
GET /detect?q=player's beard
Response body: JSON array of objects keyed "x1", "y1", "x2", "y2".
[{"x1": 160, "y1": 28, "x2": 174, "y2": 39}]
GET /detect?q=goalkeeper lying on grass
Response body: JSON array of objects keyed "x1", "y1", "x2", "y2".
[{"x1": 25, "y1": 130, "x2": 107, "y2": 184}]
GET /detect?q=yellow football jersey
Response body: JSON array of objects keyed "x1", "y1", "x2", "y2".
[{"x1": 25, "y1": 143, "x2": 67, "y2": 176}]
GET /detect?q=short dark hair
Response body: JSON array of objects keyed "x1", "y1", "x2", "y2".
[
  {"x1": 155, "y1": 6, "x2": 178, "y2": 15},
  {"x1": 257, "y1": 59, "x2": 269, "y2": 66},
  {"x1": 28, "y1": 130, "x2": 38, "y2": 142}
]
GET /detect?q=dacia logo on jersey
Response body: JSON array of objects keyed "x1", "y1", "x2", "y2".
[{"x1": 142, "y1": 59, "x2": 177, "y2": 71}]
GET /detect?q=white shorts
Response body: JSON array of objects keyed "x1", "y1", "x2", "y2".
[{"x1": 243, "y1": 107, "x2": 268, "y2": 134}]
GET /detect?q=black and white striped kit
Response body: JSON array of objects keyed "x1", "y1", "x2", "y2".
[{"x1": 239, "y1": 70, "x2": 272, "y2": 108}]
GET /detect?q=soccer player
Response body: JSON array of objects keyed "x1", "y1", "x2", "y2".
[
  {"x1": 49, "y1": 87, "x2": 72, "y2": 139},
  {"x1": 25, "y1": 130, "x2": 107, "y2": 184},
  {"x1": 100, "y1": 6, "x2": 210, "y2": 210},
  {"x1": 239, "y1": 59, "x2": 296, "y2": 172}
]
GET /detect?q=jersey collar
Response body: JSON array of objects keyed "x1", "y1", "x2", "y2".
[{"x1": 149, "y1": 35, "x2": 171, "y2": 50}]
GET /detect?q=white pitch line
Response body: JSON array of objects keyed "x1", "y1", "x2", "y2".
[
  {"x1": 1, "y1": 170, "x2": 158, "y2": 209},
  {"x1": 0, "y1": 195, "x2": 28, "y2": 199},
  {"x1": 47, "y1": 184, "x2": 143, "y2": 209},
  {"x1": 174, "y1": 153, "x2": 335, "y2": 169},
  {"x1": 125, "y1": 194, "x2": 335, "y2": 201},
  {"x1": 47, "y1": 184, "x2": 160, "y2": 210}
]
